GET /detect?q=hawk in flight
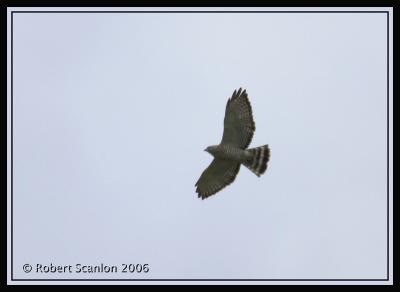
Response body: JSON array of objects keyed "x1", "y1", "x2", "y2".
[{"x1": 195, "y1": 88, "x2": 270, "y2": 199}]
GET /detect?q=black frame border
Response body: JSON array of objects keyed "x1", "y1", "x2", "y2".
[{"x1": 8, "y1": 8, "x2": 391, "y2": 283}]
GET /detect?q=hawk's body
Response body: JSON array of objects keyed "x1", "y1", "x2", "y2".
[
  {"x1": 206, "y1": 144, "x2": 252, "y2": 162},
  {"x1": 195, "y1": 88, "x2": 270, "y2": 199}
]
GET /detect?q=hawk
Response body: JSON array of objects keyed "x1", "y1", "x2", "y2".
[{"x1": 195, "y1": 88, "x2": 270, "y2": 199}]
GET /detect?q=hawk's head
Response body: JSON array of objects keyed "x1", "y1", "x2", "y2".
[{"x1": 204, "y1": 145, "x2": 218, "y2": 156}]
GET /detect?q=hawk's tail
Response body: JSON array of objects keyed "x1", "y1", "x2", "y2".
[{"x1": 243, "y1": 145, "x2": 270, "y2": 177}]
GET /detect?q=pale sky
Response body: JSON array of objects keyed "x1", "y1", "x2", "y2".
[{"x1": 12, "y1": 11, "x2": 388, "y2": 280}]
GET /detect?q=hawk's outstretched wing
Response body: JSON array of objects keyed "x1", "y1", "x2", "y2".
[
  {"x1": 221, "y1": 88, "x2": 255, "y2": 149},
  {"x1": 195, "y1": 159, "x2": 241, "y2": 199}
]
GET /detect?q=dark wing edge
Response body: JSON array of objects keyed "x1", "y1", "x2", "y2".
[
  {"x1": 195, "y1": 160, "x2": 241, "y2": 200},
  {"x1": 224, "y1": 87, "x2": 256, "y2": 149}
]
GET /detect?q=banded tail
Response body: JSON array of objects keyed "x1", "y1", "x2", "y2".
[{"x1": 243, "y1": 145, "x2": 270, "y2": 177}]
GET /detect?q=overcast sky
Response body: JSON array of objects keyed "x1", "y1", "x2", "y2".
[{"x1": 12, "y1": 11, "x2": 388, "y2": 280}]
